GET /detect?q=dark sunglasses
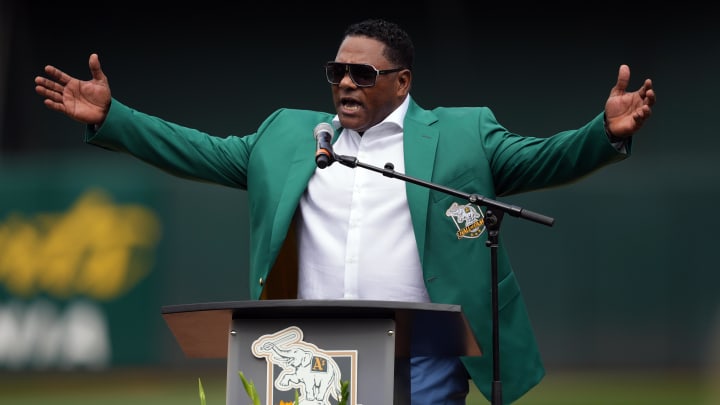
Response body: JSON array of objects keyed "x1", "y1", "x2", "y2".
[{"x1": 324, "y1": 61, "x2": 405, "y2": 87}]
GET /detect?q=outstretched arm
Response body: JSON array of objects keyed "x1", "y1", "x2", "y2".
[
  {"x1": 34, "y1": 53, "x2": 111, "y2": 126},
  {"x1": 604, "y1": 64, "x2": 656, "y2": 138}
]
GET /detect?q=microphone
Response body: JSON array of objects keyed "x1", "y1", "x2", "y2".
[{"x1": 313, "y1": 122, "x2": 335, "y2": 169}]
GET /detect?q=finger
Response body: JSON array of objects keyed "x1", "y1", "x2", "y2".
[
  {"x1": 34, "y1": 76, "x2": 64, "y2": 94},
  {"x1": 88, "y1": 53, "x2": 107, "y2": 82},
  {"x1": 645, "y1": 88, "x2": 656, "y2": 107},
  {"x1": 634, "y1": 105, "x2": 652, "y2": 125},
  {"x1": 642, "y1": 105, "x2": 652, "y2": 118},
  {"x1": 636, "y1": 78, "x2": 650, "y2": 97},
  {"x1": 611, "y1": 64, "x2": 630, "y2": 96},
  {"x1": 43, "y1": 65, "x2": 72, "y2": 86},
  {"x1": 34, "y1": 83, "x2": 50, "y2": 98},
  {"x1": 34, "y1": 84, "x2": 63, "y2": 103},
  {"x1": 42, "y1": 98, "x2": 67, "y2": 114}
]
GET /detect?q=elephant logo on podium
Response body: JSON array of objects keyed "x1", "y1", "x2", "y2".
[{"x1": 252, "y1": 326, "x2": 344, "y2": 405}]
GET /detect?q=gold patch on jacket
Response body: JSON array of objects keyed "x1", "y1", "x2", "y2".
[{"x1": 445, "y1": 202, "x2": 485, "y2": 239}]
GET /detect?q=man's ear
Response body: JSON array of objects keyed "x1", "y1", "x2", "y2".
[{"x1": 397, "y1": 69, "x2": 412, "y2": 96}]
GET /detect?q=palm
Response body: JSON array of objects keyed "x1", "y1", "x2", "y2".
[
  {"x1": 61, "y1": 77, "x2": 110, "y2": 123},
  {"x1": 603, "y1": 65, "x2": 654, "y2": 138},
  {"x1": 605, "y1": 90, "x2": 644, "y2": 136},
  {"x1": 35, "y1": 53, "x2": 111, "y2": 125}
]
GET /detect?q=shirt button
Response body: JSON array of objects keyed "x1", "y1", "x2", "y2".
[{"x1": 258, "y1": 278, "x2": 264, "y2": 286}]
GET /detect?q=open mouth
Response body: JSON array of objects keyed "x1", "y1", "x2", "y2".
[{"x1": 340, "y1": 98, "x2": 362, "y2": 113}]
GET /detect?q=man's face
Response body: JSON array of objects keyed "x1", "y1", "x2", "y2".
[{"x1": 330, "y1": 36, "x2": 410, "y2": 134}]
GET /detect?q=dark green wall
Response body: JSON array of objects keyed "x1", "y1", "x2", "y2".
[{"x1": 2, "y1": 1, "x2": 718, "y2": 371}]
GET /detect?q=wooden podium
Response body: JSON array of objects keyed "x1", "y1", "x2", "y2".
[{"x1": 162, "y1": 299, "x2": 481, "y2": 405}]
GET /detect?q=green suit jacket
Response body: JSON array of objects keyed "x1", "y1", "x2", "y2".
[{"x1": 87, "y1": 97, "x2": 628, "y2": 403}]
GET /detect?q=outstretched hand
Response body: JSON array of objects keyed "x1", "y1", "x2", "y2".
[
  {"x1": 604, "y1": 64, "x2": 656, "y2": 138},
  {"x1": 34, "y1": 53, "x2": 111, "y2": 125}
]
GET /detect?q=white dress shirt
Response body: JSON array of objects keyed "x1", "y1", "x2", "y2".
[{"x1": 296, "y1": 96, "x2": 430, "y2": 302}]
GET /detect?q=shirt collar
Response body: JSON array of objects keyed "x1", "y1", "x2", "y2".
[{"x1": 331, "y1": 95, "x2": 411, "y2": 132}]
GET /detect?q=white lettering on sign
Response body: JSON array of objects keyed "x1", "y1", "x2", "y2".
[{"x1": 0, "y1": 299, "x2": 110, "y2": 369}]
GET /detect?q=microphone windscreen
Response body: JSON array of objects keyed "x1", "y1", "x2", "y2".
[{"x1": 313, "y1": 122, "x2": 334, "y2": 140}]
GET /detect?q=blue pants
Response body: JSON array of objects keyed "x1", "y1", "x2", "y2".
[{"x1": 411, "y1": 356, "x2": 470, "y2": 405}]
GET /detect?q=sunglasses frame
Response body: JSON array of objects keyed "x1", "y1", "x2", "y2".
[{"x1": 325, "y1": 61, "x2": 405, "y2": 87}]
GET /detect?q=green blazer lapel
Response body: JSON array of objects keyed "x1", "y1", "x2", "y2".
[
  {"x1": 403, "y1": 100, "x2": 439, "y2": 261},
  {"x1": 268, "y1": 127, "x2": 331, "y2": 256}
]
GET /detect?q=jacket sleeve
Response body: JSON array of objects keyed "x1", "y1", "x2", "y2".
[{"x1": 84, "y1": 98, "x2": 256, "y2": 189}]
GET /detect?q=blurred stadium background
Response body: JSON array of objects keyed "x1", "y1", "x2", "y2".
[{"x1": 1, "y1": 1, "x2": 719, "y2": 403}]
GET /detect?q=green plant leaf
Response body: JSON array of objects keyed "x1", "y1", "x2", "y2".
[
  {"x1": 339, "y1": 380, "x2": 350, "y2": 405},
  {"x1": 237, "y1": 371, "x2": 261, "y2": 405},
  {"x1": 198, "y1": 378, "x2": 206, "y2": 405}
]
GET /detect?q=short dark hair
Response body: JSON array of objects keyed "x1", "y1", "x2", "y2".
[{"x1": 344, "y1": 19, "x2": 414, "y2": 71}]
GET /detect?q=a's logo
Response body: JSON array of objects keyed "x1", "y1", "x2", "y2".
[
  {"x1": 445, "y1": 202, "x2": 485, "y2": 239},
  {"x1": 252, "y1": 326, "x2": 356, "y2": 405}
]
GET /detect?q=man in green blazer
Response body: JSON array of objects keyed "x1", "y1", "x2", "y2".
[{"x1": 34, "y1": 18, "x2": 655, "y2": 405}]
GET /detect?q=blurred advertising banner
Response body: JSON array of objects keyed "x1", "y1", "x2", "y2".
[{"x1": 0, "y1": 152, "x2": 250, "y2": 369}]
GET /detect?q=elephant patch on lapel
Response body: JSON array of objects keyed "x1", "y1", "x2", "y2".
[{"x1": 445, "y1": 202, "x2": 485, "y2": 239}]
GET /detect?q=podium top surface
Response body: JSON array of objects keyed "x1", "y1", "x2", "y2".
[
  {"x1": 162, "y1": 299, "x2": 463, "y2": 318},
  {"x1": 161, "y1": 299, "x2": 481, "y2": 359}
]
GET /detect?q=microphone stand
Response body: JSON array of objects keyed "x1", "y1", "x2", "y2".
[{"x1": 332, "y1": 154, "x2": 554, "y2": 405}]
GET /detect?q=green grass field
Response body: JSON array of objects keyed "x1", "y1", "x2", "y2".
[{"x1": 0, "y1": 367, "x2": 713, "y2": 405}]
